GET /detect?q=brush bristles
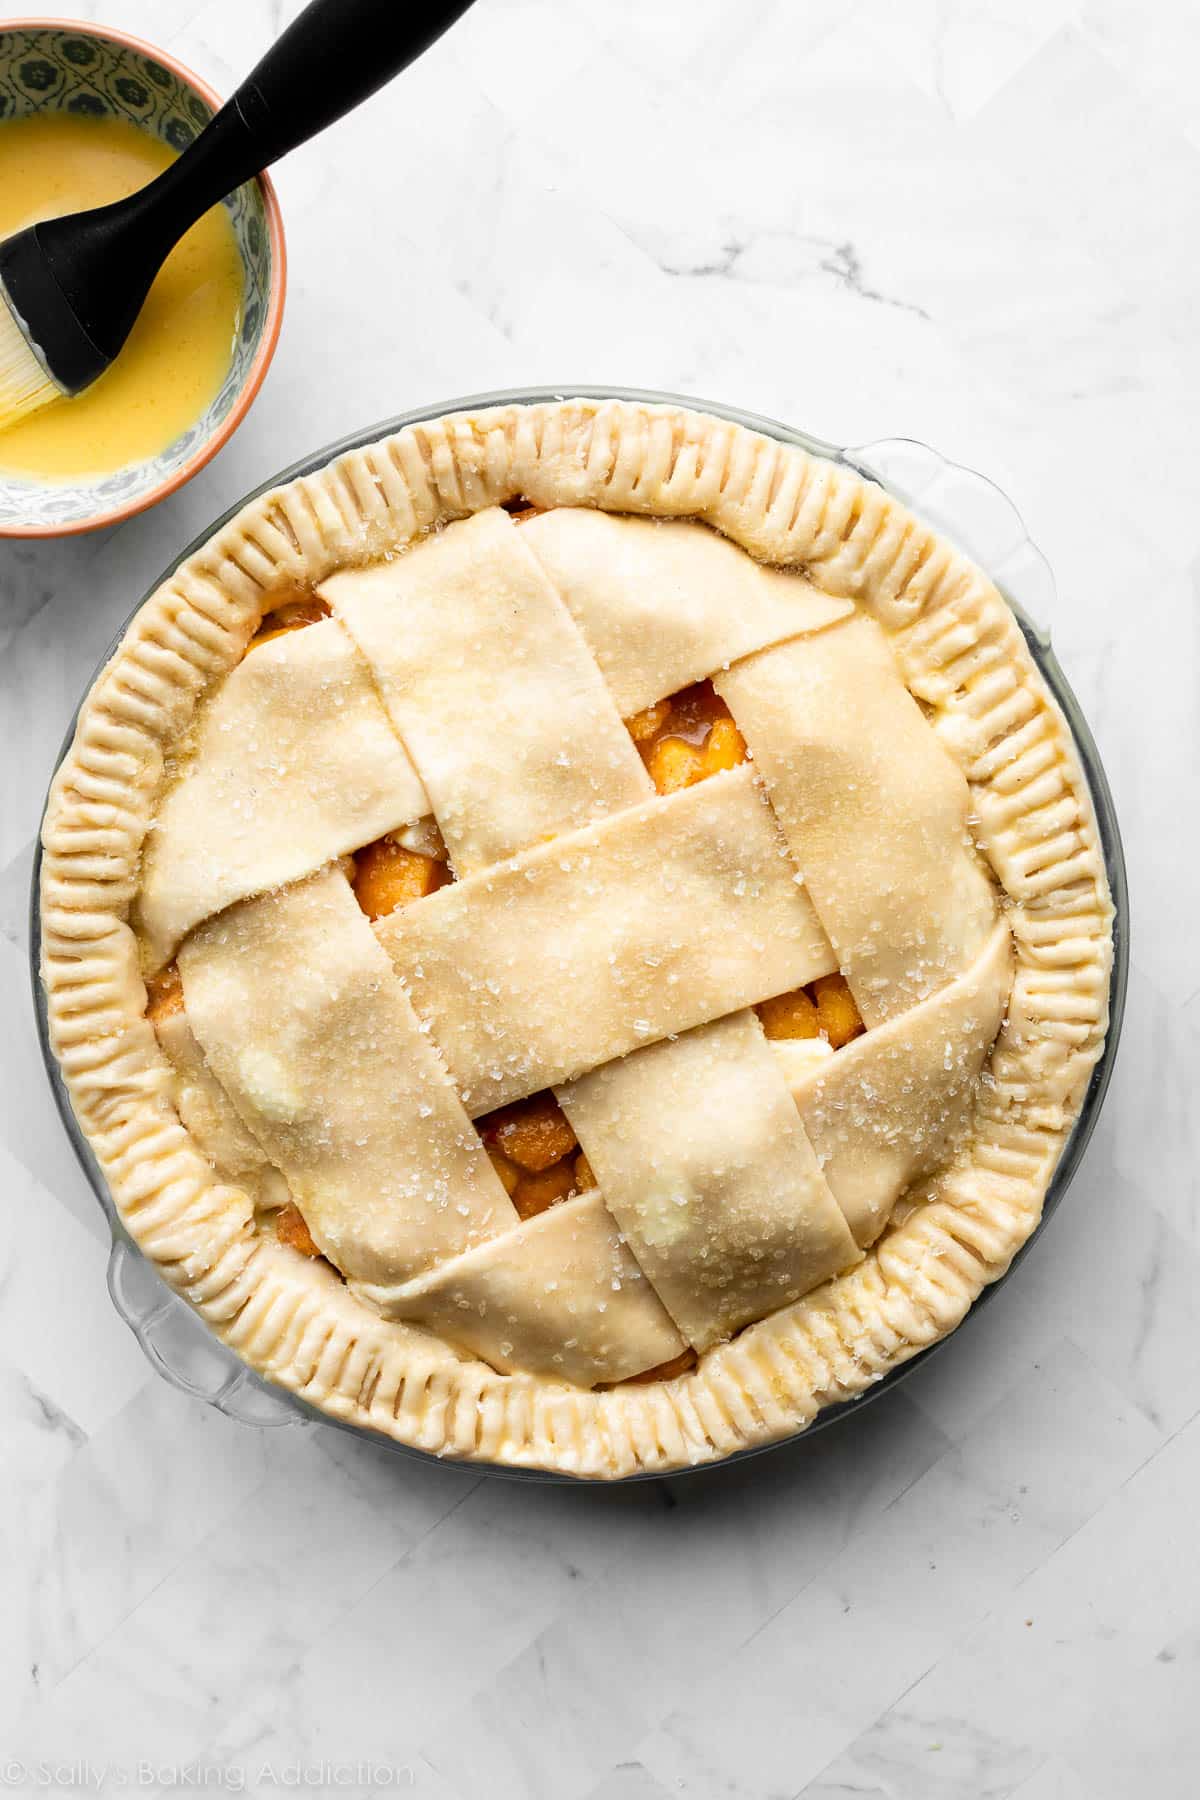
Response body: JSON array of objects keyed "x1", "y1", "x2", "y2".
[{"x1": 0, "y1": 295, "x2": 63, "y2": 434}]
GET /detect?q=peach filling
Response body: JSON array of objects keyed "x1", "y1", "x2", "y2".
[
  {"x1": 502, "y1": 495, "x2": 545, "y2": 524},
  {"x1": 351, "y1": 833, "x2": 451, "y2": 921},
  {"x1": 275, "y1": 1200, "x2": 321, "y2": 1257},
  {"x1": 476, "y1": 1093, "x2": 595, "y2": 1221},
  {"x1": 145, "y1": 962, "x2": 184, "y2": 1024},
  {"x1": 625, "y1": 680, "x2": 748, "y2": 795},
  {"x1": 248, "y1": 595, "x2": 331, "y2": 649},
  {"x1": 756, "y1": 971, "x2": 864, "y2": 1049}
]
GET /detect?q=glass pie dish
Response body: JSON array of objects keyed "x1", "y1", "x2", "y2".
[{"x1": 30, "y1": 386, "x2": 1129, "y2": 1480}]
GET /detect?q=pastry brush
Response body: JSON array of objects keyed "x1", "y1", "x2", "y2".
[{"x1": 0, "y1": 0, "x2": 474, "y2": 436}]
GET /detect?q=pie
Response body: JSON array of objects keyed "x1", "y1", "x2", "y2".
[{"x1": 39, "y1": 399, "x2": 1114, "y2": 1477}]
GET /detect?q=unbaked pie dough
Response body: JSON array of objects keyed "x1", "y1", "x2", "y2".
[{"x1": 40, "y1": 400, "x2": 1113, "y2": 1476}]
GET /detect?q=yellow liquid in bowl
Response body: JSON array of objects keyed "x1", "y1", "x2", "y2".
[{"x1": 0, "y1": 113, "x2": 244, "y2": 482}]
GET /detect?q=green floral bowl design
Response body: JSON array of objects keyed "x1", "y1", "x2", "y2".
[{"x1": 0, "y1": 19, "x2": 285, "y2": 537}]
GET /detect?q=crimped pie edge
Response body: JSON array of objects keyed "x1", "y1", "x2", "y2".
[{"x1": 39, "y1": 398, "x2": 1113, "y2": 1477}]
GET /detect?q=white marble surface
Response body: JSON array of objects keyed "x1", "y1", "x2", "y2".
[{"x1": 1, "y1": 0, "x2": 1197, "y2": 1794}]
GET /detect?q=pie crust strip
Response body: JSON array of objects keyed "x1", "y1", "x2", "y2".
[
  {"x1": 321, "y1": 508, "x2": 653, "y2": 874},
  {"x1": 178, "y1": 866, "x2": 517, "y2": 1284},
  {"x1": 138, "y1": 619, "x2": 429, "y2": 967},
  {"x1": 776, "y1": 920, "x2": 1013, "y2": 1246},
  {"x1": 153, "y1": 1006, "x2": 290, "y2": 1212},
  {"x1": 359, "y1": 1189, "x2": 686, "y2": 1386},
  {"x1": 377, "y1": 764, "x2": 838, "y2": 1114},
  {"x1": 716, "y1": 614, "x2": 998, "y2": 1026},
  {"x1": 558, "y1": 1009, "x2": 861, "y2": 1351},
  {"x1": 520, "y1": 508, "x2": 854, "y2": 716}
]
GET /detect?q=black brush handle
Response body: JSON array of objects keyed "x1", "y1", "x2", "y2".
[
  {"x1": 17, "y1": 0, "x2": 473, "y2": 383},
  {"x1": 154, "y1": 0, "x2": 476, "y2": 227}
]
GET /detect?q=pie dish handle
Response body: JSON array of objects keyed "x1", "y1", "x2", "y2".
[
  {"x1": 845, "y1": 436, "x2": 1054, "y2": 649},
  {"x1": 106, "y1": 1233, "x2": 304, "y2": 1427}
]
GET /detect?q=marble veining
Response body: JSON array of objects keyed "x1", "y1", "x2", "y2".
[
  {"x1": 632, "y1": 227, "x2": 935, "y2": 320},
  {"x1": 2, "y1": 0, "x2": 1197, "y2": 1794}
]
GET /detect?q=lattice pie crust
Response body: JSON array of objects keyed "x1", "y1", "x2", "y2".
[{"x1": 39, "y1": 401, "x2": 1112, "y2": 1477}]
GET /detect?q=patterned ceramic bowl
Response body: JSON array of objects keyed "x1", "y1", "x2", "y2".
[{"x1": 0, "y1": 17, "x2": 286, "y2": 538}]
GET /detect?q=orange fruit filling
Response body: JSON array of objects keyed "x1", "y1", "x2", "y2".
[
  {"x1": 480, "y1": 1092, "x2": 578, "y2": 1173},
  {"x1": 811, "y1": 973, "x2": 865, "y2": 1048},
  {"x1": 704, "y1": 715, "x2": 746, "y2": 773},
  {"x1": 625, "y1": 697, "x2": 673, "y2": 744},
  {"x1": 477, "y1": 1093, "x2": 584, "y2": 1221},
  {"x1": 647, "y1": 735, "x2": 707, "y2": 794},
  {"x1": 511, "y1": 1159, "x2": 577, "y2": 1220},
  {"x1": 351, "y1": 838, "x2": 451, "y2": 921},
  {"x1": 275, "y1": 1200, "x2": 321, "y2": 1257},
  {"x1": 757, "y1": 972, "x2": 864, "y2": 1048},
  {"x1": 146, "y1": 962, "x2": 184, "y2": 1024},
  {"x1": 663, "y1": 680, "x2": 738, "y2": 745},
  {"x1": 485, "y1": 1146, "x2": 521, "y2": 1196},
  {"x1": 757, "y1": 986, "x2": 820, "y2": 1040},
  {"x1": 502, "y1": 496, "x2": 545, "y2": 524},
  {"x1": 249, "y1": 596, "x2": 331, "y2": 649},
  {"x1": 482, "y1": 1133, "x2": 604, "y2": 1220},
  {"x1": 625, "y1": 680, "x2": 749, "y2": 796}
]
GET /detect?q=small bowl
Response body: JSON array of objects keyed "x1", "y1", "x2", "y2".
[{"x1": 0, "y1": 17, "x2": 286, "y2": 538}]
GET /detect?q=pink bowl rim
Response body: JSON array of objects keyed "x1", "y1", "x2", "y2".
[{"x1": 0, "y1": 14, "x2": 287, "y2": 539}]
